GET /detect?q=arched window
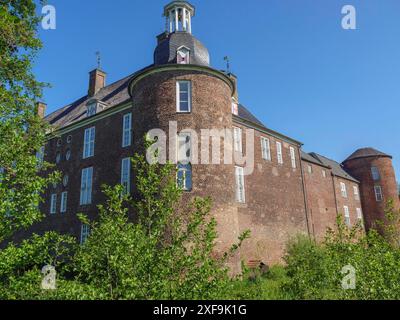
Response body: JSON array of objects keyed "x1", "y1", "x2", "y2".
[
  {"x1": 177, "y1": 46, "x2": 190, "y2": 64},
  {"x1": 177, "y1": 163, "x2": 192, "y2": 191}
]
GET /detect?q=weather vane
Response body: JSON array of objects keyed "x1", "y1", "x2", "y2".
[
  {"x1": 96, "y1": 51, "x2": 101, "y2": 69},
  {"x1": 224, "y1": 56, "x2": 231, "y2": 73}
]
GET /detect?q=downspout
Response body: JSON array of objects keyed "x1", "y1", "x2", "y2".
[{"x1": 298, "y1": 148, "x2": 313, "y2": 240}]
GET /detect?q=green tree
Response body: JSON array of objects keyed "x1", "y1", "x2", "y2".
[
  {"x1": 0, "y1": 0, "x2": 58, "y2": 242},
  {"x1": 73, "y1": 154, "x2": 249, "y2": 300}
]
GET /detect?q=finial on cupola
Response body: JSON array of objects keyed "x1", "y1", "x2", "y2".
[{"x1": 164, "y1": 1, "x2": 195, "y2": 34}]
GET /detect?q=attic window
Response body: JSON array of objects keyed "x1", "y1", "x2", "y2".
[
  {"x1": 177, "y1": 47, "x2": 190, "y2": 64},
  {"x1": 87, "y1": 102, "x2": 97, "y2": 117}
]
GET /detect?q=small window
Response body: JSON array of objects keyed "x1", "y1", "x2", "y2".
[
  {"x1": 374, "y1": 185, "x2": 383, "y2": 202},
  {"x1": 322, "y1": 170, "x2": 326, "y2": 178},
  {"x1": 276, "y1": 142, "x2": 283, "y2": 165},
  {"x1": 87, "y1": 103, "x2": 97, "y2": 117},
  {"x1": 80, "y1": 224, "x2": 91, "y2": 244},
  {"x1": 356, "y1": 208, "x2": 363, "y2": 221},
  {"x1": 232, "y1": 102, "x2": 239, "y2": 116},
  {"x1": 371, "y1": 167, "x2": 380, "y2": 181},
  {"x1": 177, "y1": 47, "x2": 190, "y2": 64},
  {"x1": 235, "y1": 166, "x2": 245, "y2": 203},
  {"x1": 233, "y1": 127, "x2": 243, "y2": 153},
  {"x1": 353, "y1": 185, "x2": 360, "y2": 201},
  {"x1": 63, "y1": 175, "x2": 69, "y2": 187},
  {"x1": 83, "y1": 127, "x2": 95, "y2": 159},
  {"x1": 177, "y1": 132, "x2": 192, "y2": 163},
  {"x1": 50, "y1": 194, "x2": 57, "y2": 214},
  {"x1": 308, "y1": 165, "x2": 313, "y2": 174},
  {"x1": 56, "y1": 152, "x2": 61, "y2": 164},
  {"x1": 65, "y1": 149, "x2": 71, "y2": 161},
  {"x1": 60, "y1": 192, "x2": 68, "y2": 213},
  {"x1": 56, "y1": 139, "x2": 62, "y2": 147},
  {"x1": 122, "y1": 113, "x2": 132, "y2": 148},
  {"x1": 121, "y1": 158, "x2": 131, "y2": 195},
  {"x1": 177, "y1": 81, "x2": 191, "y2": 113},
  {"x1": 344, "y1": 206, "x2": 350, "y2": 227},
  {"x1": 261, "y1": 137, "x2": 271, "y2": 161},
  {"x1": 177, "y1": 163, "x2": 192, "y2": 191},
  {"x1": 67, "y1": 135, "x2": 72, "y2": 143},
  {"x1": 36, "y1": 146, "x2": 45, "y2": 167},
  {"x1": 290, "y1": 146, "x2": 296, "y2": 169},
  {"x1": 340, "y1": 182, "x2": 347, "y2": 198},
  {"x1": 80, "y1": 167, "x2": 93, "y2": 205}
]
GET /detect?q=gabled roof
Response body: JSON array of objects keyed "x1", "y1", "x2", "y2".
[
  {"x1": 310, "y1": 153, "x2": 359, "y2": 183},
  {"x1": 301, "y1": 151, "x2": 327, "y2": 167},
  {"x1": 343, "y1": 147, "x2": 392, "y2": 162}
]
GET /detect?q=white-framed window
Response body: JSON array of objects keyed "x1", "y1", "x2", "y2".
[
  {"x1": 60, "y1": 192, "x2": 68, "y2": 214},
  {"x1": 340, "y1": 182, "x2": 347, "y2": 198},
  {"x1": 276, "y1": 142, "x2": 283, "y2": 164},
  {"x1": 80, "y1": 167, "x2": 93, "y2": 205},
  {"x1": 50, "y1": 194, "x2": 57, "y2": 214},
  {"x1": 232, "y1": 102, "x2": 239, "y2": 116},
  {"x1": 374, "y1": 185, "x2": 383, "y2": 202},
  {"x1": 371, "y1": 166, "x2": 380, "y2": 181},
  {"x1": 177, "y1": 132, "x2": 192, "y2": 163},
  {"x1": 290, "y1": 146, "x2": 296, "y2": 169},
  {"x1": 56, "y1": 152, "x2": 61, "y2": 164},
  {"x1": 261, "y1": 137, "x2": 271, "y2": 161},
  {"x1": 307, "y1": 165, "x2": 313, "y2": 174},
  {"x1": 80, "y1": 224, "x2": 90, "y2": 244},
  {"x1": 36, "y1": 146, "x2": 45, "y2": 166},
  {"x1": 344, "y1": 206, "x2": 350, "y2": 227},
  {"x1": 66, "y1": 149, "x2": 71, "y2": 161},
  {"x1": 176, "y1": 81, "x2": 191, "y2": 112},
  {"x1": 121, "y1": 158, "x2": 131, "y2": 195},
  {"x1": 235, "y1": 166, "x2": 245, "y2": 203},
  {"x1": 63, "y1": 175, "x2": 69, "y2": 187},
  {"x1": 356, "y1": 208, "x2": 363, "y2": 221},
  {"x1": 122, "y1": 113, "x2": 132, "y2": 148},
  {"x1": 87, "y1": 102, "x2": 97, "y2": 117},
  {"x1": 177, "y1": 46, "x2": 190, "y2": 64},
  {"x1": 233, "y1": 127, "x2": 243, "y2": 153},
  {"x1": 177, "y1": 163, "x2": 192, "y2": 191},
  {"x1": 83, "y1": 127, "x2": 95, "y2": 159},
  {"x1": 353, "y1": 185, "x2": 360, "y2": 201},
  {"x1": 322, "y1": 170, "x2": 326, "y2": 178}
]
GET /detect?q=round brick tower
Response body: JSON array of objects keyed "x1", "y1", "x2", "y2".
[
  {"x1": 128, "y1": 1, "x2": 242, "y2": 271},
  {"x1": 343, "y1": 148, "x2": 400, "y2": 231}
]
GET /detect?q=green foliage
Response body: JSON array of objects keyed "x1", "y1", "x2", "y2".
[
  {"x1": 0, "y1": 0, "x2": 58, "y2": 243},
  {"x1": 282, "y1": 210, "x2": 400, "y2": 300},
  {"x1": 226, "y1": 266, "x2": 289, "y2": 300},
  {"x1": 0, "y1": 232, "x2": 76, "y2": 299},
  {"x1": 73, "y1": 154, "x2": 249, "y2": 300}
]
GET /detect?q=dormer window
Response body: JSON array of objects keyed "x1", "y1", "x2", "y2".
[
  {"x1": 87, "y1": 102, "x2": 97, "y2": 117},
  {"x1": 177, "y1": 46, "x2": 190, "y2": 64}
]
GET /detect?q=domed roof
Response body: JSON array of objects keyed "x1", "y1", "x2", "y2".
[
  {"x1": 344, "y1": 147, "x2": 392, "y2": 162},
  {"x1": 154, "y1": 32, "x2": 210, "y2": 67}
]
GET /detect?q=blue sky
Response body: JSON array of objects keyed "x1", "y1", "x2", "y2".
[{"x1": 35, "y1": 0, "x2": 400, "y2": 179}]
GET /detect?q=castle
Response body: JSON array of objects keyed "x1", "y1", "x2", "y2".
[{"x1": 22, "y1": 1, "x2": 399, "y2": 270}]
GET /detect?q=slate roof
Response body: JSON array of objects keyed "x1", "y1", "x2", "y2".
[
  {"x1": 154, "y1": 32, "x2": 210, "y2": 66},
  {"x1": 301, "y1": 151, "x2": 327, "y2": 167},
  {"x1": 309, "y1": 152, "x2": 359, "y2": 183},
  {"x1": 343, "y1": 147, "x2": 392, "y2": 162},
  {"x1": 44, "y1": 69, "x2": 268, "y2": 131}
]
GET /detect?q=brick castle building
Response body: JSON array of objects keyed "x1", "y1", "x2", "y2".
[{"x1": 20, "y1": 1, "x2": 400, "y2": 269}]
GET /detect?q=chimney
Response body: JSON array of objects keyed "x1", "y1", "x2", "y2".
[
  {"x1": 88, "y1": 69, "x2": 106, "y2": 97},
  {"x1": 228, "y1": 73, "x2": 239, "y2": 103},
  {"x1": 35, "y1": 102, "x2": 47, "y2": 119}
]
